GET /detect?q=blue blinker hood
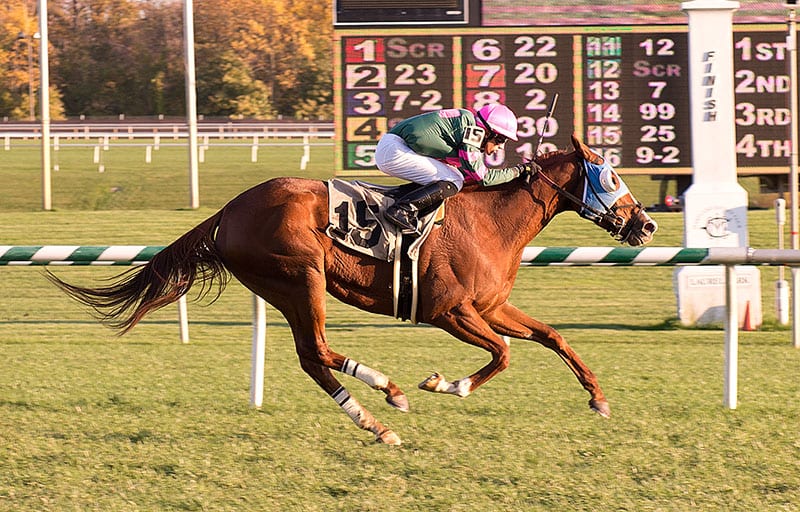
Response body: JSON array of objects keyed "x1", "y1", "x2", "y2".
[{"x1": 580, "y1": 159, "x2": 629, "y2": 222}]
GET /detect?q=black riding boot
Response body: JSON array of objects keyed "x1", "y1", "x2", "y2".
[{"x1": 385, "y1": 181, "x2": 458, "y2": 233}]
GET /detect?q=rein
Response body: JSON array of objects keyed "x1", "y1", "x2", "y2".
[{"x1": 530, "y1": 159, "x2": 644, "y2": 243}]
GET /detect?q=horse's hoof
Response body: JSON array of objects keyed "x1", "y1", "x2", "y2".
[
  {"x1": 377, "y1": 429, "x2": 402, "y2": 446},
  {"x1": 418, "y1": 372, "x2": 445, "y2": 392},
  {"x1": 386, "y1": 393, "x2": 410, "y2": 412},
  {"x1": 589, "y1": 399, "x2": 611, "y2": 418}
]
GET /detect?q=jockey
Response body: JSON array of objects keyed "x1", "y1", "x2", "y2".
[{"x1": 375, "y1": 103, "x2": 537, "y2": 233}]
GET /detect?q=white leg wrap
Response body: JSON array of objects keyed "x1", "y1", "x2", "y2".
[
  {"x1": 341, "y1": 358, "x2": 389, "y2": 390},
  {"x1": 332, "y1": 386, "x2": 365, "y2": 425}
]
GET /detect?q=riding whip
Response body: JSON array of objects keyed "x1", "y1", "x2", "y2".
[{"x1": 525, "y1": 92, "x2": 559, "y2": 183}]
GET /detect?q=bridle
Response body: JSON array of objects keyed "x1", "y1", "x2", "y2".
[{"x1": 529, "y1": 157, "x2": 646, "y2": 243}]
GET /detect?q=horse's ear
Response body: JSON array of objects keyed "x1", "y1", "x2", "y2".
[{"x1": 571, "y1": 133, "x2": 604, "y2": 165}]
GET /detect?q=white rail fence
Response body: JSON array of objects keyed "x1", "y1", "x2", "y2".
[{"x1": 2, "y1": 121, "x2": 334, "y2": 170}]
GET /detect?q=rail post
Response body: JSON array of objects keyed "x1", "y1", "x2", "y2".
[
  {"x1": 251, "y1": 295, "x2": 267, "y2": 407},
  {"x1": 723, "y1": 264, "x2": 738, "y2": 408}
]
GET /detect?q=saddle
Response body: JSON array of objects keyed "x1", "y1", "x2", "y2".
[{"x1": 325, "y1": 179, "x2": 445, "y2": 323}]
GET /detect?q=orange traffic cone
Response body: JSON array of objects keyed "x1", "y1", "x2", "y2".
[{"x1": 742, "y1": 301, "x2": 755, "y2": 331}]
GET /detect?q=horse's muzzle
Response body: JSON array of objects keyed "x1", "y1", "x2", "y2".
[{"x1": 623, "y1": 210, "x2": 658, "y2": 246}]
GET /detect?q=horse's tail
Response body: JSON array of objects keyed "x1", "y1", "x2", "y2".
[{"x1": 46, "y1": 211, "x2": 230, "y2": 335}]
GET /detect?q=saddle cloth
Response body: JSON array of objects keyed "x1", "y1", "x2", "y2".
[
  {"x1": 326, "y1": 179, "x2": 445, "y2": 324},
  {"x1": 325, "y1": 179, "x2": 441, "y2": 262}
]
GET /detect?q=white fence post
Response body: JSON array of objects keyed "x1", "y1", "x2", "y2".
[
  {"x1": 178, "y1": 295, "x2": 189, "y2": 344},
  {"x1": 723, "y1": 265, "x2": 738, "y2": 409},
  {"x1": 250, "y1": 294, "x2": 267, "y2": 408}
]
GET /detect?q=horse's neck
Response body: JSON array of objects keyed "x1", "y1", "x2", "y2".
[
  {"x1": 492, "y1": 163, "x2": 578, "y2": 244},
  {"x1": 534, "y1": 161, "x2": 583, "y2": 229},
  {"x1": 456, "y1": 173, "x2": 571, "y2": 255}
]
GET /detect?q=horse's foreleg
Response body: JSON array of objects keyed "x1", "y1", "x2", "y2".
[
  {"x1": 421, "y1": 303, "x2": 511, "y2": 397},
  {"x1": 485, "y1": 302, "x2": 610, "y2": 418}
]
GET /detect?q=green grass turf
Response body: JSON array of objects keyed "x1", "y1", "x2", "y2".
[{"x1": 1, "y1": 140, "x2": 799, "y2": 511}]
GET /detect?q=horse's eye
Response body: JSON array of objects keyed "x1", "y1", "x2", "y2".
[{"x1": 598, "y1": 168, "x2": 620, "y2": 193}]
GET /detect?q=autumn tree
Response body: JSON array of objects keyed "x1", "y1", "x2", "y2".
[
  {"x1": 50, "y1": 0, "x2": 186, "y2": 116},
  {"x1": 0, "y1": 0, "x2": 65, "y2": 120},
  {"x1": 1, "y1": 0, "x2": 333, "y2": 120}
]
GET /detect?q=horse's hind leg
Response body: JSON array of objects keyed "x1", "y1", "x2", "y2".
[
  {"x1": 340, "y1": 358, "x2": 409, "y2": 412},
  {"x1": 278, "y1": 277, "x2": 406, "y2": 443},
  {"x1": 287, "y1": 312, "x2": 409, "y2": 412},
  {"x1": 297, "y1": 358, "x2": 401, "y2": 445}
]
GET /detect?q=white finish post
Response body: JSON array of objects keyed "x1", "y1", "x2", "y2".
[
  {"x1": 676, "y1": 0, "x2": 761, "y2": 328},
  {"x1": 250, "y1": 294, "x2": 267, "y2": 408},
  {"x1": 184, "y1": 0, "x2": 200, "y2": 209},
  {"x1": 177, "y1": 295, "x2": 189, "y2": 344},
  {"x1": 38, "y1": 0, "x2": 51, "y2": 211},
  {"x1": 681, "y1": 0, "x2": 744, "y2": 243},
  {"x1": 724, "y1": 265, "x2": 738, "y2": 409}
]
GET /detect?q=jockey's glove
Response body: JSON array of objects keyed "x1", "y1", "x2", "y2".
[{"x1": 514, "y1": 161, "x2": 541, "y2": 177}]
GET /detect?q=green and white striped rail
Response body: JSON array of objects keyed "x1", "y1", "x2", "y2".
[
  {"x1": 6, "y1": 244, "x2": 800, "y2": 411},
  {"x1": 5, "y1": 245, "x2": 800, "y2": 267},
  {"x1": 0, "y1": 245, "x2": 165, "y2": 266},
  {"x1": 521, "y1": 246, "x2": 800, "y2": 266}
]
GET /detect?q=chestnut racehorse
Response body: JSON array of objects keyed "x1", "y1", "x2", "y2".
[{"x1": 48, "y1": 134, "x2": 657, "y2": 445}]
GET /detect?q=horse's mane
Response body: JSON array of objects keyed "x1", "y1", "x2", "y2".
[{"x1": 534, "y1": 147, "x2": 575, "y2": 168}]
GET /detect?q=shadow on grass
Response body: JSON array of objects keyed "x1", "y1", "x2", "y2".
[
  {"x1": 555, "y1": 317, "x2": 791, "y2": 332},
  {"x1": 0, "y1": 319, "x2": 414, "y2": 329},
  {"x1": 0, "y1": 317, "x2": 791, "y2": 333}
]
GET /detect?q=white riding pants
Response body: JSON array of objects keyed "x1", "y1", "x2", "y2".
[{"x1": 375, "y1": 133, "x2": 464, "y2": 190}]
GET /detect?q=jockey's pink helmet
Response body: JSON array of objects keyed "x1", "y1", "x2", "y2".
[{"x1": 475, "y1": 103, "x2": 519, "y2": 141}]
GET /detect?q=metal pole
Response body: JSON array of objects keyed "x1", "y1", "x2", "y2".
[
  {"x1": 776, "y1": 199, "x2": 790, "y2": 324},
  {"x1": 177, "y1": 295, "x2": 189, "y2": 344},
  {"x1": 787, "y1": 3, "x2": 800, "y2": 346},
  {"x1": 38, "y1": 0, "x2": 51, "y2": 211},
  {"x1": 723, "y1": 265, "x2": 738, "y2": 409},
  {"x1": 183, "y1": 0, "x2": 200, "y2": 209}
]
